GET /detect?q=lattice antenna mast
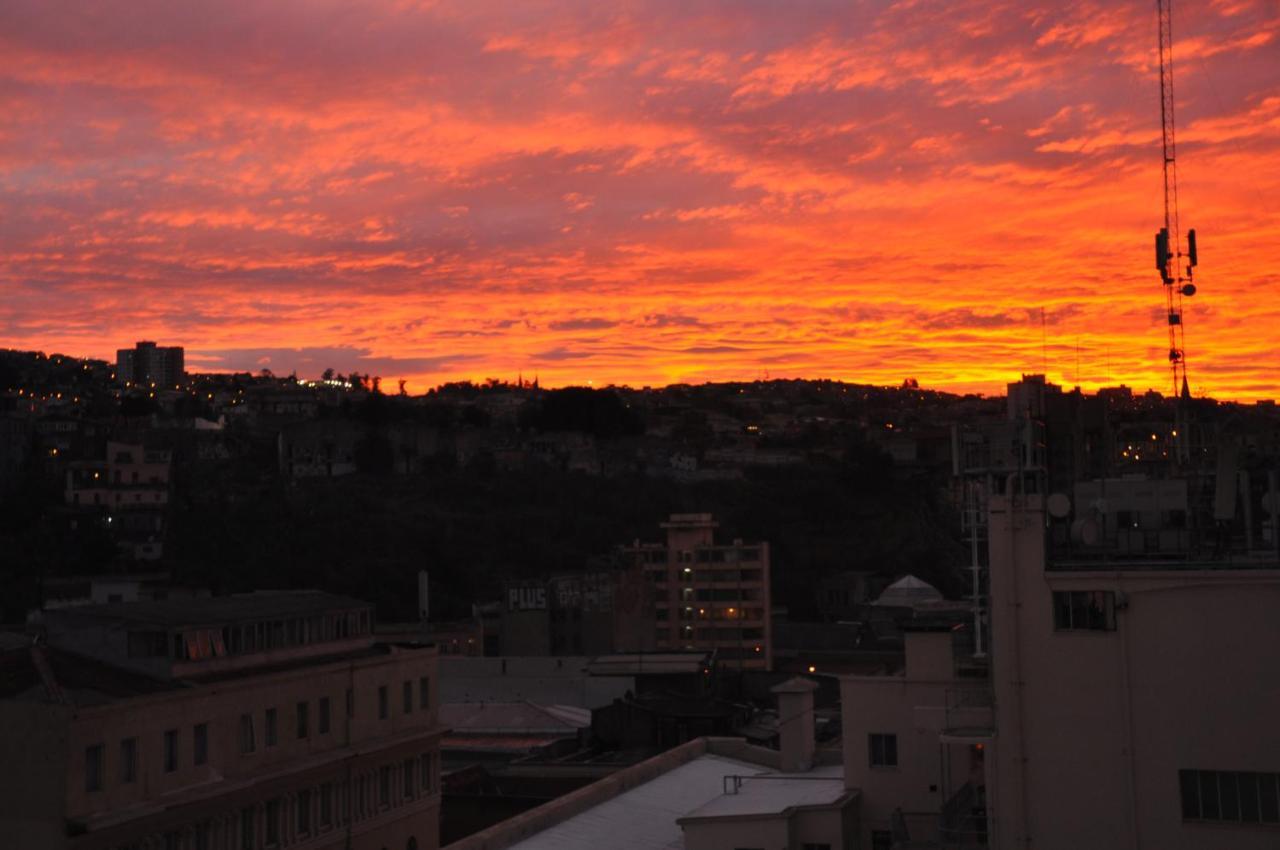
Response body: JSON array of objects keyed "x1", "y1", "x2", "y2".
[{"x1": 1154, "y1": 0, "x2": 1198, "y2": 397}]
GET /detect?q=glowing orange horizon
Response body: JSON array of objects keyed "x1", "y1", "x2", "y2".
[{"x1": 2, "y1": 1, "x2": 1278, "y2": 400}]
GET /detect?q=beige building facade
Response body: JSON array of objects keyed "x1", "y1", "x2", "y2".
[
  {"x1": 0, "y1": 592, "x2": 443, "y2": 850},
  {"x1": 986, "y1": 490, "x2": 1280, "y2": 850}
]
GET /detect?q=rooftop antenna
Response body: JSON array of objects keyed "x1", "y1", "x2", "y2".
[{"x1": 1154, "y1": 0, "x2": 1199, "y2": 398}]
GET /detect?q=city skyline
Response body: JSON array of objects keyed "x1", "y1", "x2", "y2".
[{"x1": 3, "y1": 0, "x2": 1279, "y2": 399}]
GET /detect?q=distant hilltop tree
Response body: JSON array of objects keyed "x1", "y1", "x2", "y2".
[{"x1": 519, "y1": 386, "x2": 644, "y2": 438}]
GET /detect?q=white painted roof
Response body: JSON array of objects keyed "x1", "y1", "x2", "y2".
[
  {"x1": 505, "y1": 754, "x2": 770, "y2": 850},
  {"x1": 681, "y1": 764, "x2": 846, "y2": 818}
]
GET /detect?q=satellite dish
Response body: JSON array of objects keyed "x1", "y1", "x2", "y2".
[{"x1": 1047, "y1": 493, "x2": 1071, "y2": 518}]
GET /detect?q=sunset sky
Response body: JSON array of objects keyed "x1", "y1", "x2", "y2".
[{"x1": 2, "y1": 0, "x2": 1277, "y2": 398}]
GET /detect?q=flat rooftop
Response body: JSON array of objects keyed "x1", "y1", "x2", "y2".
[
  {"x1": 45, "y1": 590, "x2": 371, "y2": 628},
  {"x1": 681, "y1": 764, "x2": 846, "y2": 819},
  {"x1": 498, "y1": 753, "x2": 767, "y2": 850}
]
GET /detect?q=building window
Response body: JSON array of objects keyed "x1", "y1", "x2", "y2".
[
  {"x1": 419, "y1": 677, "x2": 430, "y2": 711},
  {"x1": 420, "y1": 753, "x2": 433, "y2": 791},
  {"x1": 1052, "y1": 591, "x2": 1116, "y2": 631},
  {"x1": 239, "y1": 714, "x2": 256, "y2": 754},
  {"x1": 319, "y1": 697, "x2": 331, "y2": 734},
  {"x1": 265, "y1": 798, "x2": 281, "y2": 845},
  {"x1": 85, "y1": 744, "x2": 104, "y2": 792},
  {"x1": 194, "y1": 723, "x2": 208, "y2": 766},
  {"x1": 1180, "y1": 769, "x2": 1280, "y2": 824},
  {"x1": 163, "y1": 729, "x2": 179, "y2": 773},
  {"x1": 379, "y1": 686, "x2": 389, "y2": 720},
  {"x1": 120, "y1": 737, "x2": 137, "y2": 783},
  {"x1": 346, "y1": 687, "x2": 355, "y2": 718},
  {"x1": 403, "y1": 758, "x2": 415, "y2": 798},
  {"x1": 240, "y1": 807, "x2": 254, "y2": 850},
  {"x1": 869, "y1": 733, "x2": 898, "y2": 768},
  {"x1": 297, "y1": 701, "x2": 309, "y2": 739},
  {"x1": 871, "y1": 831, "x2": 894, "y2": 850},
  {"x1": 265, "y1": 708, "x2": 278, "y2": 747},
  {"x1": 403, "y1": 680, "x2": 413, "y2": 714},
  {"x1": 319, "y1": 782, "x2": 333, "y2": 827},
  {"x1": 379, "y1": 766, "x2": 391, "y2": 806},
  {"x1": 297, "y1": 788, "x2": 311, "y2": 834}
]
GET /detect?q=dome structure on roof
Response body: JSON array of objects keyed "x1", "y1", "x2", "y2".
[{"x1": 872, "y1": 574, "x2": 944, "y2": 609}]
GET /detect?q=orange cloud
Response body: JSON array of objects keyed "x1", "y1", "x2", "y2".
[{"x1": 1, "y1": 0, "x2": 1278, "y2": 399}]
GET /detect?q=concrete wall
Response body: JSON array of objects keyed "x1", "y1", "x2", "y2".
[
  {"x1": 0, "y1": 701, "x2": 72, "y2": 849},
  {"x1": 840, "y1": 674, "x2": 973, "y2": 847},
  {"x1": 989, "y1": 493, "x2": 1280, "y2": 850}
]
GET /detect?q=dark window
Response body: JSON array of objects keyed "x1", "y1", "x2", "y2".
[
  {"x1": 1052, "y1": 591, "x2": 1116, "y2": 631},
  {"x1": 403, "y1": 681, "x2": 413, "y2": 714},
  {"x1": 194, "y1": 723, "x2": 208, "y2": 766},
  {"x1": 85, "y1": 744, "x2": 104, "y2": 792},
  {"x1": 163, "y1": 729, "x2": 178, "y2": 773},
  {"x1": 419, "y1": 677, "x2": 430, "y2": 711},
  {"x1": 194, "y1": 821, "x2": 211, "y2": 850},
  {"x1": 265, "y1": 708, "x2": 278, "y2": 747},
  {"x1": 420, "y1": 753, "x2": 433, "y2": 791},
  {"x1": 297, "y1": 701, "x2": 309, "y2": 739},
  {"x1": 379, "y1": 766, "x2": 391, "y2": 806},
  {"x1": 869, "y1": 733, "x2": 898, "y2": 767},
  {"x1": 239, "y1": 714, "x2": 256, "y2": 754},
  {"x1": 297, "y1": 788, "x2": 311, "y2": 833},
  {"x1": 319, "y1": 782, "x2": 333, "y2": 827},
  {"x1": 379, "y1": 686, "x2": 389, "y2": 720},
  {"x1": 265, "y1": 798, "x2": 280, "y2": 845},
  {"x1": 120, "y1": 737, "x2": 137, "y2": 783},
  {"x1": 1261, "y1": 773, "x2": 1280, "y2": 823},
  {"x1": 240, "y1": 807, "x2": 254, "y2": 850},
  {"x1": 346, "y1": 687, "x2": 355, "y2": 718},
  {"x1": 403, "y1": 758, "x2": 415, "y2": 798},
  {"x1": 319, "y1": 697, "x2": 331, "y2": 734},
  {"x1": 871, "y1": 831, "x2": 894, "y2": 850},
  {"x1": 1182, "y1": 769, "x2": 1280, "y2": 824}
]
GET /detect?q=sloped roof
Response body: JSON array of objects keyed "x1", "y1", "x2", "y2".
[{"x1": 441, "y1": 702, "x2": 592, "y2": 734}]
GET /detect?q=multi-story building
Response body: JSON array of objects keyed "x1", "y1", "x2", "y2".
[
  {"x1": 984, "y1": 485, "x2": 1280, "y2": 850},
  {"x1": 618, "y1": 514, "x2": 772, "y2": 671},
  {"x1": 0, "y1": 591, "x2": 443, "y2": 850},
  {"x1": 65, "y1": 441, "x2": 172, "y2": 560},
  {"x1": 117, "y1": 341, "x2": 185, "y2": 388},
  {"x1": 837, "y1": 469, "x2": 1280, "y2": 850}
]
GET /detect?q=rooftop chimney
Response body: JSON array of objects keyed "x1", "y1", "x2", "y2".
[{"x1": 772, "y1": 676, "x2": 819, "y2": 772}]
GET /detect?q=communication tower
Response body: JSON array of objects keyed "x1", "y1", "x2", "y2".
[{"x1": 1154, "y1": 0, "x2": 1199, "y2": 397}]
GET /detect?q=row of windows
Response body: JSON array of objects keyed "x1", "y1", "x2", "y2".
[
  {"x1": 108, "y1": 753, "x2": 437, "y2": 850},
  {"x1": 126, "y1": 611, "x2": 373, "y2": 661},
  {"x1": 86, "y1": 678, "x2": 430, "y2": 791},
  {"x1": 1180, "y1": 769, "x2": 1280, "y2": 824},
  {"x1": 85, "y1": 723, "x2": 208, "y2": 792}
]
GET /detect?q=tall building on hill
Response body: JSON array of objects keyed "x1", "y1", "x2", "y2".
[
  {"x1": 117, "y1": 341, "x2": 185, "y2": 388},
  {"x1": 0, "y1": 591, "x2": 443, "y2": 850},
  {"x1": 617, "y1": 514, "x2": 772, "y2": 671}
]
